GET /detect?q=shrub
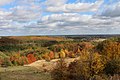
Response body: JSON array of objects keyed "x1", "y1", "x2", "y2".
[
  {"x1": 96, "y1": 40, "x2": 120, "y2": 60},
  {"x1": 59, "y1": 49, "x2": 66, "y2": 58},
  {"x1": 49, "y1": 51, "x2": 55, "y2": 59},
  {"x1": 103, "y1": 59, "x2": 120, "y2": 76},
  {"x1": 27, "y1": 54, "x2": 36, "y2": 64},
  {"x1": 54, "y1": 52, "x2": 59, "y2": 59},
  {"x1": 2, "y1": 57, "x2": 13, "y2": 67},
  {"x1": 51, "y1": 59, "x2": 68, "y2": 80}
]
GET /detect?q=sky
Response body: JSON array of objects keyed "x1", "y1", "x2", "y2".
[{"x1": 0, "y1": 0, "x2": 120, "y2": 36}]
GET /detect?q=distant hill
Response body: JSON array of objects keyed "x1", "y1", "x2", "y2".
[{"x1": 8, "y1": 36, "x2": 67, "y2": 41}]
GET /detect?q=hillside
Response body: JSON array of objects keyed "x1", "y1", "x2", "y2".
[{"x1": 9, "y1": 36, "x2": 67, "y2": 41}]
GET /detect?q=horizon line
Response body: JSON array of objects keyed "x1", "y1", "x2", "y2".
[{"x1": 0, "y1": 34, "x2": 120, "y2": 37}]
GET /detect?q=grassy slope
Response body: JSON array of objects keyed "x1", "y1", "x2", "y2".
[{"x1": 0, "y1": 66, "x2": 52, "y2": 80}]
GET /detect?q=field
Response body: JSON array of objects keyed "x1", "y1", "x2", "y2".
[{"x1": 0, "y1": 66, "x2": 51, "y2": 80}]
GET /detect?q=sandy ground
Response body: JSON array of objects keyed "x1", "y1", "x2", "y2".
[{"x1": 24, "y1": 57, "x2": 79, "y2": 71}]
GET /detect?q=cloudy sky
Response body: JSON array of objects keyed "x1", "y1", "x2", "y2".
[{"x1": 0, "y1": 0, "x2": 120, "y2": 36}]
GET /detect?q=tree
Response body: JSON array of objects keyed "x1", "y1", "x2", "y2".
[
  {"x1": 64, "y1": 49, "x2": 69, "y2": 57},
  {"x1": 27, "y1": 53, "x2": 36, "y2": 64},
  {"x1": 2, "y1": 57, "x2": 13, "y2": 67},
  {"x1": 54, "y1": 52, "x2": 59, "y2": 59},
  {"x1": 59, "y1": 49, "x2": 66, "y2": 58},
  {"x1": 48, "y1": 51, "x2": 54, "y2": 59},
  {"x1": 42, "y1": 53, "x2": 50, "y2": 61},
  {"x1": 51, "y1": 59, "x2": 68, "y2": 80},
  {"x1": 51, "y1": 51, "x2": 105, "y2": 80},
  {"x1": 104, "y1": 59, "x2": 120, "y2": 76},
  {"x1": 79, "y1": 51, "x2": 105, "y2": 76},
  {"x1": 96, "y1": 40, "x2": 120, "y2": 61}
]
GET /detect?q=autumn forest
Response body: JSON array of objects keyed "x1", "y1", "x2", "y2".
[{"x1": 0, "y1": 35, "x2": 120, "y2": 80}]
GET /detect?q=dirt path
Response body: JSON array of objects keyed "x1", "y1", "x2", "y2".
[{"x1": 24, "y1": 57, "x2": 79, "y2": 71}]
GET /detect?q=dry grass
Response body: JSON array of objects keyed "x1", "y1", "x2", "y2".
[{"x1": 0, "y1": 66, "x2": 52, "y2": 80}]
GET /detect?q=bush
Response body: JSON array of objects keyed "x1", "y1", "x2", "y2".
[
  {"x1": 96, "y1": 40, "x2": 120, "y2": 60},
  {"x1": 104, "y1": 59, "x2": 120, "y2": 76},
  {"x1": 51, "y1": 59, "x2": 68, "y2": 80},
  {"x1": 51, "y1": 59, "x2": 91, "y2": 80},
  {"x1": 2, "y1": 57, "x2": 13, "y2": 67}
]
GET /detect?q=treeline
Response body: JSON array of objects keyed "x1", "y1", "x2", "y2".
[
  {"x1": 0, "y1": 37, "x2": 58, "y2": 52},
  {"x1": 0, "y1": 41, "x2": 90, "y2": 66}
]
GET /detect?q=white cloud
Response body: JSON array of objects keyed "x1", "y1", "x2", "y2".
[
  {"x1": 0, "y1": 0, "x2": 42, "y2": 35},
  {"x1": 5, "y1": 0, "x2": 42, "y2": 23},
  {"x1": 45, "y1": 0, "x2": 104, "y2": 13},
  {"x1": 8, "y1": 6, "x2": 41, "y2": 23},
  {"x1": 0, "y1": 0, "x2": 14, "y2": 6},
  {"x1": 45, "y1": 0, "x2": 67, "y2": 6},
  {"x1": 0, "y1": 0, "x2": 120, "y2": 35},
  {"x1": 0, "y1": 10, "x2": 13, "y2": 28},
  {"x1": 28, "y1": 13, "x2": 119, "y2": 34}
]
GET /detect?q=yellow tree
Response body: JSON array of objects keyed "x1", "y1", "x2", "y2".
[
  {"x1": 79, "y1": 50, "x2": 105, "y2": 76},
  {"x1": 59, "y1": 49, "x2": 66, "y2": 58},
  {"x1": 64, "y1": 49, "x2": 69, "y2": 57},
  {"x1": 96, "y1": 40, "x2": 120, "y2": 61}
]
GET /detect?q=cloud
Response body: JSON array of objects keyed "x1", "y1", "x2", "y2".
[
  {"x1": 0, "y1": 0, "x2": 120, "y2": 35},
  {"x1": 6, "y1": 0, "x2": 42, "y2": 23},
  {"x1": 24, "y1": 13, "x2": 120, "y2": 34},
  {"x1": 8, "y1": 6, "x2": 41, "y2": 23},
  {"x1": 102, "y1": 2, "x2": 120, "y2": 17},
  {"x1": 0, "y1": 0, "x2": 41, "y2": 35},
  {"x1": 45, "y1": 0, "x2": 104, "y2": 13},
  {"x1": 45, "y1": 0, "x2": 67, "y2": 6},
  {"x1": 0, "y1": 0, "x2": 14, "y2": 6},
  {"x1": 0, "y1": 10, "x2": 13, "y2": 29}
]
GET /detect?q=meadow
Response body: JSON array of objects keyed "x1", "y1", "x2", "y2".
[{"x1": 0, "y1": 66, "x2": 51, "y2": 80}]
